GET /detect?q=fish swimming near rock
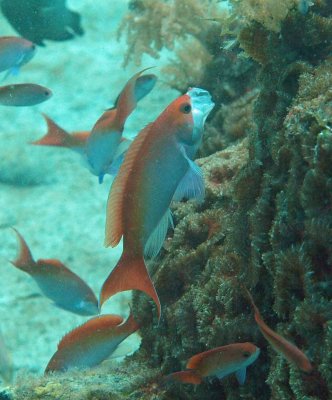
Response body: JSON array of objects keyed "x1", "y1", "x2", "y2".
[
  {"x1": 0, "y1": 36, "x2": 36, "y2": 78},
  {"x1": 167, "y1": 342, "x2": 260, "y2": 385},
  {"x1": 99, "y1": 87, "x2": 214, "y2": 317},
  {"x1": 0, "y1": 0, "x2": 84, "y2": 46},
  {"x1": 244, "y1": 287, "x2": 313, "y2": 372},
  {"x1": 0, "y1": 83, "x2": 52, "y2": 106},
  {"x1": 45, "y1": 311, "x2": 139, "y2": 372},
  {"x1": 86, "y1": 68, "x2": 157, "y2": 183},
  {"x1": 31, "y1": 114, "x2": 89, "y2": 155},
  {"x1": 10, "y1": 228, "x2": 98, "y2": 316}
]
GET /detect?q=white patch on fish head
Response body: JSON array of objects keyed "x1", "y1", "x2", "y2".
[{"x1": 187, "y1": 87, "x2": 215, "y2": 144}]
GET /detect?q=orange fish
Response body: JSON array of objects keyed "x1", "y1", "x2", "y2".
[
  {"x1": 0, "y1": 83, "x2": 52, "y2": 106},
  {"x1": 45, "y1": 311, "x2": 139, "y2": 372},
  {"x1": 167, "y1": 343, "x2": 260, "y2": 385},
  {"x1": 31, "y1": 114, "x2": 89, "y2": 155},
  {"x1": 99, "y1": 88, "x2": 214, "y2": 317},
  {"x1": 10, "y1": 228, "x2": 98, "y2": 316},
  {"x1": 86, "y1": 68, "x2": 157, "y2": 183},
  {"x1": 244, "y1": 287, "x2": 313, "y2": 372}
]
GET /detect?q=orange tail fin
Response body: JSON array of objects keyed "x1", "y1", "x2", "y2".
[
  {"x1": 166, "y1": 370, "x2": 202, "y2": 385},
  {"x1": 31, "y1": 114, "x2": 72, "y2": 147},
  {"x1": 99, "y1": 253, "x2": 161, "y2": 318},
  {"x1": 10, "y1": 228, "x2": 36, "y2": 273}
]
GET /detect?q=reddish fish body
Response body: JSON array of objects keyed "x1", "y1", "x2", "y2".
[
  {"x1": 86, "y1": 68, "x2": 157, "y2": 183},
  {"x1": 32, "y1": 114, "x2": 89, "y2": 154},
  {"x1": 167, "y1": 343, "x2": 260, "y2": 385},
  {"x1": 100, "y1": 88, "x2": 214, "y2": 317},
  {"x1": 11, "y1": 229, "x2": 98, "y2": 316},
  {"x1": 45, "y1": 311, "x2": 139, "y2": 372},
  {"x1": 245, "y1": 288, "x2": 313, "y2": 372}
]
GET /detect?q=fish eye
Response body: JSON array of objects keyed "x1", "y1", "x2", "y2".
[
  {"x1": 180, "y1": 103, "x2": 191, "y2": 114},
  {"x1": 44, "y1": 91, "x2": 50, "y2": 96},
  {"x1": 31, "y1": 44, "x2": 36, "y2": 50},
  {"x1": 243, "y1": 352, "x2": 251, "y2": 358}
]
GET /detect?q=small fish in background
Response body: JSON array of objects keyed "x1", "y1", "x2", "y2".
[
  {"x1": 86, "y1": 68, "x2": 157, "y2": 183},
  {"x1": 0, "y1": 0, "x2": 84, "y2": 46},
  {"x1": 0, "y1": 36, "x2": 36, "y2": 79},
  {"x1": 0, "y1": 329, "x2": 13, "y2": 384},
  {"x1": 0, "y1": 83, "x2": 52, "y2": 106},
  {"x1": 10, "y1": 228, "x2": 98, "y2": 316},
  {"x1": 31, "y1": 114, "x2": 89, "y2": 156},
  {"x1": 45, "y1": 311, "x2": 139, "y2": 372},
  {"x1": 244, "y1": 287, "x2": 313, "y2": 372},
  {"x1": 298, "y1": 0, "x2": 314, "y2": 15},
  {"x1": 99, "y1": 87, "x2": 214, "y2": 317},
  {"x1": 166, "y1": 343, "x2": 260, "y2": 385}
]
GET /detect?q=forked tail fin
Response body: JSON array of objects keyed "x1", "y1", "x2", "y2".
[
  {"x1": 31, "y1": 114, "x2": 72, "y2": 147},
  {"x1": 10, "y1": 228, "x2": 36, "y2": 273},
  {"x1": 99, "y1": 253, "x2": 161, "y2": 318}
]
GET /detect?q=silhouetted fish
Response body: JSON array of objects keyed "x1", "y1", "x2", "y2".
[
  {"x1": 1, "y1": 0, "x2": 84, "y2": 46},
  {"x1": 10, "y1": 228, "x2": 98, "y2": 316}
]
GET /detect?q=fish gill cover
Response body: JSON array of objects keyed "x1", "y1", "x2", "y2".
[{"x1": 0, "y1": 0, "x2": 331, "y2": 400}]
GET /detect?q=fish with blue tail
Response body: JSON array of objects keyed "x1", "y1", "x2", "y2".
[
  {"x1": 99, "y1": 87, "x2": 214, "y2": 318},
  {"x1": 10, "y1": 228, "x2": 98, "y2": 316}
]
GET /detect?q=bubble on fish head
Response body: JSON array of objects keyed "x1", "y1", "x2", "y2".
[{"x1": 187, "y1": 87, "x2": 215, "y2": 143}]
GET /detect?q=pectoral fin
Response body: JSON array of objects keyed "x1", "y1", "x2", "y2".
[
  {"x1": 173, "y1": 157, "x2": 205, "y2": 202},
  {"x1": 235, "y1": 367, "x2": 246, "y2": 385}
]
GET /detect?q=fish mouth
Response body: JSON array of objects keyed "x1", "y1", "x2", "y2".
[
  {"x1": 187, "y1": 87, "x2": 215, "y2": 143},
  {"x1": 187, "y1": 87, "x2": 215, "y2": 117}
]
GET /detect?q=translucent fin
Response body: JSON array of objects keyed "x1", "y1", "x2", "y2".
[
  {"x1": 235, "y1": 367, "x2": 246, "y2": 385},
  {"x1": 173, "y1": 156, "x2": 205, "y2": 203},
  {"x1": 144, "y1": 209, "x2": 173, "y2": 258}
]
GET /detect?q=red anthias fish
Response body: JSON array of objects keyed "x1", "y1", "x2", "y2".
[
  {"x1": 86, "y1": 67, "x2": 157, "y2": 183},
  {"x1": 31, "y1": 69, "x2": 157, "y2": 182},
  {"x1": 31, "y1": 113, "x2": 89, "y2": 155},
  {"x1": 99, "y1": 88, "x2": 214, "y2": 317},
  {"x1": 10, "y1": 228, "x2": 98, "y2": 316},
  {"x1": 244, "y1": 287, "x2": 313, "y2": 372},
  {"x1": 45, "y1": 311, "x2": 139, "y2": 372},
  {"x1": 167, "y1": 343, "x2": 260, "y2": 385}
]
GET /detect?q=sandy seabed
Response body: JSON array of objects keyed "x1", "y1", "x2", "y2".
[{"x1": 0, "y1": 0, "x2": 177, "y2": 379}]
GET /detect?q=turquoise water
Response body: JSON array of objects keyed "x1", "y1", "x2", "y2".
[{"x1": 0, "y1": 1, "x2": 331, "y2": 400}]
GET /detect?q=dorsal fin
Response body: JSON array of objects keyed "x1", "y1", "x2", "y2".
[
  {"x1": 57, "y1": 314, "x2": 124, "y2": 350},
  {"x1": 104, "y1": 123, "x2": 152, "y2": 247},
  {"x1": 186, "y1": 347, "x2": 225, "y2": 370}
]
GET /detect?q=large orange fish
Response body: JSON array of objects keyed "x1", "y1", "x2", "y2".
[
  {"x1": 45, "y1": 311, "x2": 139, "y2": 372},
  {"x1": 100, "y1": 88, "x2": 214, "y2": 317},
  {"x1": 86, "y1": 68, "x2": 157, "y2": 183},
  {"x1": 244, "y1": 287, "x2": 313, "y2": 372},
  {"x1": 10, "y1": 229, "x2": 98, "y2": 316},
  {"x1": 167, "y1": 342, "x2": 260, "y2": 385},
  {"x1": 31, "y1": 114, "x2": 89, "y2": 155}
]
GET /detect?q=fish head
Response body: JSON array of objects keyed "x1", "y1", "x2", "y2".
[
  {"x1": 236, "y1": 342, "x2": 260, "y2": 368},
  {"x1": 169, "y1": 88, "x2": 214, "y2": 149},
  {"x1": 20, "y1": 40, "x2": 37, "y2": 66}
]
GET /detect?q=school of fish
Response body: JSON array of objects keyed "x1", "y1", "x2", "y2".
[{"x1": 0, "y1": 29, "x2": 314, "y2": 393}]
